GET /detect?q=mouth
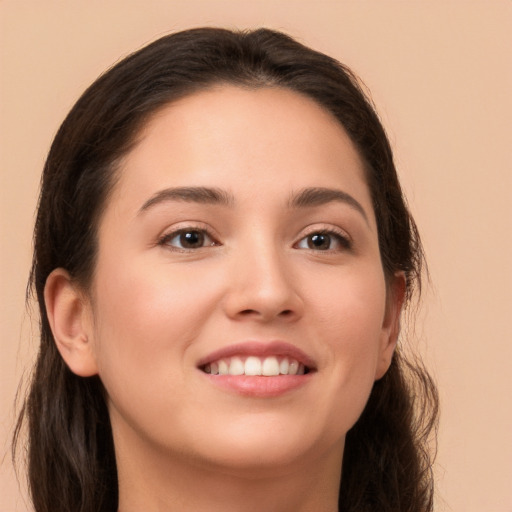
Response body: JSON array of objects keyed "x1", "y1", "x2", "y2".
[
  {"x1": 196, "y1": 341, "x2": 316, "y2": 385},
  {"x1": 201, "y1": 355, "x2": 309, "y2": 376}
]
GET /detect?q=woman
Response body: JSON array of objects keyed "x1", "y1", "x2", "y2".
[{"x1": 15, "y1": 27, "x2": 438, "y2": 512}]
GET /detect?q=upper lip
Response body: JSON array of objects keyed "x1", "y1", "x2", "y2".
[{"x1": 196, "y1": 341, "x2": 317, "y2": 370}]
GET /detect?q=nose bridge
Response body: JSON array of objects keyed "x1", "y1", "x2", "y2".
[{"x1": 224, "y1": 229, "x2": 302, "y2": 321}]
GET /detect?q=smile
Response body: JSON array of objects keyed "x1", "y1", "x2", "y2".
[
  {"x1": 197, "y1": 342, "x2": 316, "y2": 397},
  {"x1": 202, "y1": 356, "x2": 308, "y2": 376}
]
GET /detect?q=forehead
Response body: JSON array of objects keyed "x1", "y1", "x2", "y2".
[{"x1": 107, "y1": 85, "x2": 373, "y2": 220}]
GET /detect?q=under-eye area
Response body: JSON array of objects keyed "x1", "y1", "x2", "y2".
[{"x1": 200, "y1": 356, "x2": 313, "y2": 376}]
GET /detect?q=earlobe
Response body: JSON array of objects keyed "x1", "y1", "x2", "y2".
[
  {"x1": 44, "y1": 268, "x2": 98, "y2": 377},
  {"x1": 375, "y1": 271, "x2": 407, "y2": 380}
]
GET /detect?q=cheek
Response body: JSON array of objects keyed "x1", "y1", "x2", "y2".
[
  {"x1": 93, "y1": 253, "x2": 221, "y2": 340},
  {"x1": 330, "y1": 281, "x2": 387, "y2": 380},
  {"x1": 306, "y1": 261, "x2": 387, "y2": 350},
  {"x1": 87, "y1": 262, "x2": 226, "y2": 453},
  {"x1": 89, "y1": 258, "x2": 222, "y2": 402},
  {"x1": 302, "y1": 265, "x2": 388, "y2": 432}
]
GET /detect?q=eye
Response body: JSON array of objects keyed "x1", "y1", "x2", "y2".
[
  {"x1": 159, "y1": 228, "x2": 218, "y2": 250},
  {"x1": 295, "y1": 230, "x2": 351, "y2": 251}
]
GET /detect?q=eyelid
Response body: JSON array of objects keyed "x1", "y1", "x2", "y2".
[
  {"x1": 294, "y1": 225, "x2": 353, "y2": 251},
  {"x1": 157, "y1": 222, "x2": 221, "y2": 251}
]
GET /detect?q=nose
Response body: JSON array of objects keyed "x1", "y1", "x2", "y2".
[{"x1": 222, "y1": 242, "x2": 304, "y2": 323}]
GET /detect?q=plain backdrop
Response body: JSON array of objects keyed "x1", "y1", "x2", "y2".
[{"x1": 1, "y1": 2, "x2": 511, "y2": 511}]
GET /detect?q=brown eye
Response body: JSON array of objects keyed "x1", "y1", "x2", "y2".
[
  {"x1": 308, "y1": 233, "x2": 331, "y2": 250},
  {"x1": 179, "y1": 230, "x2": 205, "y2": 248},
  {"x1": 161, "y1": 229, "x2": 215, "y2": 250},
  {"x1": 296, "y1": 230, "x2": 351, "y2": 251}
]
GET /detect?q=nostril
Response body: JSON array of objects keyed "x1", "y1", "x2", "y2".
[
  {"x1": 236, "y1": 308, "x2": 294, "y2": 319},
  {"x1": 240, "y1": 309, "x2": 258, "y2": 316}
]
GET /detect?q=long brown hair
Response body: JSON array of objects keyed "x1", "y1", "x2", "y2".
[{"x1": 14, "y1": 27, "x2": 438, "y2": 512}]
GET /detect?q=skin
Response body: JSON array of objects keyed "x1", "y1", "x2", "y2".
[{"x1": 45, "y1": 86, "x2": 405, "y2": 512}]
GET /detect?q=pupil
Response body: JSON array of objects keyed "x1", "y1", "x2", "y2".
[
  {"x1": 309, "y1": 234, "x2": 330, "y2": 250},
  {"x1": 181, "y1": 231, "x2": 203, "y2": 248}
]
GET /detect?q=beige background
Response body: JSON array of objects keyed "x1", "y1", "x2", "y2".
[{"x1": 1, "y1": 1, "x2": 511, "y2": 511}]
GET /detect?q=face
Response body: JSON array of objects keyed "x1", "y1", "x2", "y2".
[{"x1": 83, "y1": 86, "x2": 402, "y2": 474}]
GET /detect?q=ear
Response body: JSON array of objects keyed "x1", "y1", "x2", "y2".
[
  {"x1": 375, "y1": 271, "x2": 407, "y2": 380},
  {"x1": 44, "y1": 268, "x2": 98, "y2": 377}
]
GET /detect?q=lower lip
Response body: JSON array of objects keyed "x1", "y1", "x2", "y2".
[{"x1": 201, "y1": 373, "x2": 312, "y2": 398}]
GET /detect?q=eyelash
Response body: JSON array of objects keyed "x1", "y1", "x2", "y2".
[
  {"x1": 158, "y1": 226, "x2": 352, "y2": 252},
  {"x1": 158, "y1": 226, "x2": 219, "y2": 252},
  {"x1": 294, "y1": 227, "x2": 352, "y2": 252}
]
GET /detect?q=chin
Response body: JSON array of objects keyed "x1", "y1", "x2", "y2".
[{"x1": 186, "y1": 416, "x2": 340, "y2": 475}]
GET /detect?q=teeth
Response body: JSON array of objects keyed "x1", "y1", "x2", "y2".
[
  {"x1": 262, "y1": 356, "x2": 280, "y2": 376},
  {"x1": 229, "y1": 356, "x2": 245, "y2": 375},
  {"x1": 244, "y1": 356, "x2": 262, "y2": 376},
  {"x1": 204, "y1": 356, "x2": 307, "y2": 376},
  {"x1": 218, "y1": 359, "x2": 229, "y2": 375},
  {"x1": 279, "y1": 358, "x2": 289, "y2": 375}
]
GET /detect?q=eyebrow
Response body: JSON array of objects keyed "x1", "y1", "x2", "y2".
[
  {"x1": 138, "y1": 186, "x2": 235, "y2": 213},
  {"x1": 289, "y1": 187, "x2": 369, "y2": 224},
  {"x1": 138, "y1": 185, "x2": 369, "y2": 224}
]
